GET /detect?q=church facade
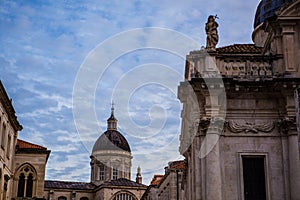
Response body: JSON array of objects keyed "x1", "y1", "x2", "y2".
[
  {"x1": 178, "y1": 0, "x2": 300, "y2": 199},
  {"x1": 2, "y1": 0, "x2": 300, "y2": 200}
]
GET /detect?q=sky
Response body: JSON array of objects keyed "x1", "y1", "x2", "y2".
[{"x1": 0, "y1": 0, "x2": 260, "y2": 184}]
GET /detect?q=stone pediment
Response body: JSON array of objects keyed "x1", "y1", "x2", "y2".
[{"x1": 278, "y1": 0, "x2": 300, "y2": 17}]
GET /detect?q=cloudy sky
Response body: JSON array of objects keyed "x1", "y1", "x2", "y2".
[{"x1": 1, "y1": 0, "x2": 260, "y2": 184}]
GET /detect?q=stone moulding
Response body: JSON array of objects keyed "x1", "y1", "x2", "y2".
[{"x1": 226, "y1": 120, "x2": 275, "y2": 133}]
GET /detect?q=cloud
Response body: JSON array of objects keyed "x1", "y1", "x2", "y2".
[{"x1": 1, "y1": 0, "x2": 261, "y2": 185}]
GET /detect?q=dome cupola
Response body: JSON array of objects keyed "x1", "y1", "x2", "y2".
[
  {"x1": 92, "y1": 104, "x2": 131, "y2": 153},
  {"x1": 90, "y1": 104, "x2": 132, "y2": 184}
]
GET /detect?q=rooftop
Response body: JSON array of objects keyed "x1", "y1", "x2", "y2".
[
  {"x1": 216, "y1": 44, "x2": 263, "y2": 54},
  {"x1": 102, "y1": 178, "x2": 147, "y2": 188},
  {"x1": 17, "y1": 139, "x2": 47, "y2": 150},
  {"x1": 44, "y1": 180, "x2": 95, "y2": 190}
]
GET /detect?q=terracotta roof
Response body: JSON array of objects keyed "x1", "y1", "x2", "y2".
[
  {"x1": 102, "y1": 178, "x2": 146, "y2": 187},
  {"x1": 168, "y1": 160, "x2": 186, "y2": 170},
  {"x1": 44, "y1": 180, "x2": 95, "y2": 190},
  {"x1": 16, "y1": 139, "x2": 50, "y2": 161},
  {"x1": 217, "y1": 44, "x2": 263, "y2": 54},
  {"x1": 150, "y1": 175, "x2": 164, "y2": 186},
  {"x1": 17, "y1": 139, "x2": 47, "y2": 150}
]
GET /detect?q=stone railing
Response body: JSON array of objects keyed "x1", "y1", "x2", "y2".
[{"x1": 186, "y1": 58, "x2": 273, "y2": 80}]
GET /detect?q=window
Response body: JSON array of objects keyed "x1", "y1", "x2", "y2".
[
  {"x1": 113, "y1": 167, "x2": 118, "y2": 180},
  {"x1": 17, "y1": 173, "x2": 25, "y2": 197},
  {"x1": 99, "y1": 165, "x2": 105, "y2": 180},
  {"x1": 113, "y1": 193, "x2": 136, "y2": 200},
  {"x1": 1, "y1": 123, "x2": 6, "y2": 148},
  {"x1": 58, "y1": 196, "x2": 67, "y2": 200},
  {"x1": 242, "y1": 156, "x2": 266, "y2": 200},
  {"x1": 17, "y1": 165, "x2": 36, "y2": 198},
  {"x1": 80, "y1": 197, "x2": 89, "y2": 200},
  {"x1": 6, "y1": 134, "x2": 11, "y2": 158}
]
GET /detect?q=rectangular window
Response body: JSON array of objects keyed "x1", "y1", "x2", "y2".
[
  {"x1": 242, "y1": 156, "x2": 266, "y2": 200},
  {"x1": 99, "y1": 165, "x2": 105, "y2": 180},
  {"x1": 113, "y1": 167, "x2": 118, "y2": 180},
  {"x1": 6, "y1": 134, "x2": 11, "y2": 158},
  {"x1": 1, "y1": 123, "x2": 6, "y2": 149}
]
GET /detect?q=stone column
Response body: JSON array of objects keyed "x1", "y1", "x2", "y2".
[
  {"x1": 204, "y1": 134, "x2": 222, "y2": 200},
  {"x1": 288, "y1": 134, "x2": 300, "y2": 199},
  {"x1": 200, "y1": 118, "x2": 223, "y2": 200}
]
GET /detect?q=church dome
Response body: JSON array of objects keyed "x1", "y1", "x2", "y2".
[
  {"x1": 254, "y1": 0, "x2": 293, "y2": 28},
  {"x1": 92, "y1": 104, "x2": 131, "y2": 153},
  {"x1": 92, "y1": 130, "x2": 131, "y2": 153}
]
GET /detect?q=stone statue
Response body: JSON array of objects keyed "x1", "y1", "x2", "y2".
[{"x1": 205, "y1": 15, "x2": 219, "y2": 50}]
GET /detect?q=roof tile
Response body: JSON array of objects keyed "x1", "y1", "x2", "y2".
[
  {"x1": 17, "y1": 139, "x2": 47, "y2": 150},
  {"x1": 102, "y1": 178, "x2": 146, "y2": 187},
  {"x1": 217, "y1": 44, "x2": 263, "y2": 54},
  {"x1": 44, "y1": 180, "x2": 95, "y2": 190}
]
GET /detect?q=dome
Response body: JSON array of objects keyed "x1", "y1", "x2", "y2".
[
  {"x1": 92, "y1": 130, "x2": 131, "y2": 153},
  {"x1": 92, "y1": 104, "x2": 131, "y2": 153},
  {"x1": 254, "y1": 0, "x2": 293, "y2": 28}
]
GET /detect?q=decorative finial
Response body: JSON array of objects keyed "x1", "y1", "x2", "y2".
[
  {"x1": 111, "y1": 100, "x2": 115, "y2": 115},
  {"x1": 107, "y1": 101, "x2": 117, "y2": 130},
  {"x1": 136, "y1": 166, "x2": 142, "y2": 184},
  {"x1": 205, "y1": 15, "x2": 219, "y2": 51}
]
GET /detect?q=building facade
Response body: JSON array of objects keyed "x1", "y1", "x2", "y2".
[
  {"x1": 141, "y1": 161, "x2": 185, "y2": 200},
  {"x1": 0, "y1": 80, "x2": 146, "y2": 200},
  {"x1": 0, "y1": 81, "x2": 23, "y2": 200},
  {"x1": 42, "y1": 107, "x2": 147, "y2": 200},
  {"x1": 178, "y1": 0, "x2": 300, "y2": 199}
]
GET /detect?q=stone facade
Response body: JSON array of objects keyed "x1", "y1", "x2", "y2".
[
  {"x1": 0, "y1": 81, "x2": 146, "y2": 200},
  {"x1": 141, "y1": 161, "x2": 185, "y2": 200},
  {"x1": 0, "y1": 81, "x2": 22, "y2": 200},
  {"x1": 178, "y1": 0, "x2": 300, "y2": 199},
  {"x1": 43, "y1": 107, "x2": 147, "y2": 200}
]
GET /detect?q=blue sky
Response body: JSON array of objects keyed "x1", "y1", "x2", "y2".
[{"x1": 1, "y1": 0, "x2": 260, "y2": 184}]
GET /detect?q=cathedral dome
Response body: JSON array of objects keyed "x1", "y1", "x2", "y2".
[
  {"x1": 92, "y1": 130, "x2": 131, "y2": 153},
  {"x1": 92, "y1": 104, "x2": 131, "y2": 153},
  {"x1": 254, "y1": 0, "x2": 293, "y2": 28}
]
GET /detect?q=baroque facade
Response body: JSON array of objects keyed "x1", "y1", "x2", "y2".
[{"x1": 178, "y1": 0, "x2": 300, "y2": 199}]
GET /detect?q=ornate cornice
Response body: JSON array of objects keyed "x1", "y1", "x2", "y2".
[{"x1": 0, "y1": 81, "x2": 22, "y2": 132}]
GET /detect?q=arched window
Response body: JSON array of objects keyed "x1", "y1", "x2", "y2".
[
  {"x1": 113, "y1": 193, "x2": 136, "y2": 200},
  {"x1": 17, "y1": 173, "x2": 25, "y2": 197},
  {"x1": 16, "y1": 164, "x2": 37, "y2": 198},
  {"x1": 80, "y1": 197, "x2": 89, "y2": 200},
  {"x1": 58, "y1": 196, "x2": 67, "y2": 200}
]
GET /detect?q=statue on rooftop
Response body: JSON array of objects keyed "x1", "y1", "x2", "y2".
[{"x1": 205, "y1": 15, "x2": 219, "y2": 50}]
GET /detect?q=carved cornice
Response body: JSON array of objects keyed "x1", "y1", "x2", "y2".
[
  {"x1": 226, "y1": 120, "x2": 275, "y2": 134},
  {"x1": 0, "y1": 81, "x2": 22, "y2": 132}
]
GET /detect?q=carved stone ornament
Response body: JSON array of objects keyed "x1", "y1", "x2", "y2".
[
  {"x1": 199, "y1": 117, "x2": 225, "y2": 134},
  {"x1": 277, "y1": 117, "x2": 296, "y2": 134},
  {"x1": 226, "y1": 120, "x2": 275, "y2": 133}
]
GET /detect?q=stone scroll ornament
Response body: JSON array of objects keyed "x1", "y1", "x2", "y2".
[
  {"x1": 205, "y1": 15, "x2": 219, "y2": 50},
  {"x1": 226, "y1": 121, "x2": 275, "y2": 133}
]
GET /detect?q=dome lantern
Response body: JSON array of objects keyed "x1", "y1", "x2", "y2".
[{"x1": 107, "y1": 102, "x2": 117, "y2": 131}]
